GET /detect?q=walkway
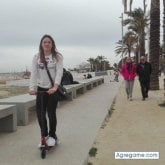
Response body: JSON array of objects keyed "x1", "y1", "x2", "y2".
[
  {"x1": 87, "y1": 75, "x2": 165, "y2": 165},
  {"x1": 0, "y1": 76, "x2": 121, "y2": 165}
]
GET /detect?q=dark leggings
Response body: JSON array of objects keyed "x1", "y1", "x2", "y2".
[{"x1": 36, "y1": 87, "x2": 59, "y2": 139}]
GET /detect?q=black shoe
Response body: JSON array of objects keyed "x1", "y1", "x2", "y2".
[{"x1": 142, "y1": 97, "x2": 145, "y2": 101}]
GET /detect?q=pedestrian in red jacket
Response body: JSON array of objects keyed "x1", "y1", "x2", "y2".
[{"x1": 121, "y1": 57, "x2": 136, "y2": 101}]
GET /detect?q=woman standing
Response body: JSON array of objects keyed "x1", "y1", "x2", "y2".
[
  {"x1": 29, "y1": 34, "x2": 63, "y2": 146},
  {"x1": 121, "y1": 57, "x2": 136, "y2": 101}
]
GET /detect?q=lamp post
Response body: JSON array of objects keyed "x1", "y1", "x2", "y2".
[{"x1": 119, "y1": 13, "x2": 124, "y2": 64}]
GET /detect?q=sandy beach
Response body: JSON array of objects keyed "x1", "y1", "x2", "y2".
[{"x1": 0, "y1": 71, "x2": 106, "y2": 99}]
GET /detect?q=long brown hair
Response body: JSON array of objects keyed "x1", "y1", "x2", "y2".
[{"x1": 39, "y1": 34, "x2": 58, "y2": 63}]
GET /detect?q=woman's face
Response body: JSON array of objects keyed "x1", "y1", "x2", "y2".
[
  {"x1": 126, "y1": 58, "x2": 132, "y2": 63},
  {"x1": 42, "y1": 37, "x2": 52, "y2": 53}
]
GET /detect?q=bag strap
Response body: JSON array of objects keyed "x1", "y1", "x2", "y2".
[{"x1": 43, "y1": 58, "x2": 54, "y2": 88}]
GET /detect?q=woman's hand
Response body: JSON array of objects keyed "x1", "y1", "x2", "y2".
[
  {"x1": 29, "y1": 90, "x2": 37, "y2": 95},
  {"x1": 47, "y1": 84, "x2": 58, "y2": 95}
]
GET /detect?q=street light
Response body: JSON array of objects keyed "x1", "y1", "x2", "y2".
[{"x1": 119, "y1": 13, "x2": 124, "y2": 64}]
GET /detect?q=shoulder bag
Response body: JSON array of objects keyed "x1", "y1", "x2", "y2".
[{"x1": 43, "y1": 59, "x2": 68, "y2": 98}]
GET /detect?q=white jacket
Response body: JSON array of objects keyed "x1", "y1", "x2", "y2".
[{"x1": 29, "y1": 53, "x2": 63, "y2": 91}]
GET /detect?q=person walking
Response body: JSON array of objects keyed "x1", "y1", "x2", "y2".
[
  {"x1": 29, "y1": 34, "x2": 63, "y2": 146},
  {"x1": 114, "y1": 69, "x2": 119, "y2": 82},
  {"x1": 136, "y1": 56, "x2": 152, "y2": 100},
  {"x1": 121, "y1": 57, "x2": 136, "y2": 101}
]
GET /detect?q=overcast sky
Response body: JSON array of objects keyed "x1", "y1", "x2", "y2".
[{"x1": 0, "y1": 0, "x2": 152, "y2": 72}]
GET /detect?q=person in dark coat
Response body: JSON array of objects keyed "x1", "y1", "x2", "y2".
[
  {"x1": 61, "y1": 68, "x2": 73, "y2": 85},
  {"x1": 61, "y1": 68, "x2": 79, "y2": 85},
  {"x1": 136, "y1": 56, "x2": 152, "y2": 100}
]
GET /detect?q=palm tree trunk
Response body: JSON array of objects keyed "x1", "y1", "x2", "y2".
[
  {"x1": 141, "y1": 0, "x2": 146, "y2": 57},
  {"x1": 123, "y1": 0, "x2": 127, "y2": 13},
  {"x1": 143, "y1": 0, "x2": 146, "y2": 14},
  {"x1": 90, "y1": 63, "x2": 93, "y2": 72},
  {"x1": 163, "y1": 0, "x2": 165, "y2": 99},
  {"x1": 163, "y1": 0, "x2": 165, "y2": 68},
  {"x1": 149, "y1": 0, "x2": 160, "y2": 90},
  {"x1": 140, "y1": 30, "x2": 145, "y2": 57},
  {"x1": 129, "y1": 0, "x2": 133, "y2": 13}
]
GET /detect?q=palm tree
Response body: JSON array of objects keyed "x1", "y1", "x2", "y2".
[
  {"x1": 143, "y1": 0, "x2": 147, "y2": 14},
  {"x1": 122, "y1": 0, "x2": 133, "y2": 13},
  {"x1": 123, "y1": 0, "x2": 147, "y2": 14},
  {"x1": 97, "y1": 55, "x2": 106, "y2": 71},
  {"x1": 163, "y1": 0, "x2": 165, "y2": 66},
  {"x1": 124, "y1": 8, "x2": 148, "y2": 59},
  {"x1": 163, "y1": 0, "x2": 165, "y2": 101},
  {"x1": 115, "y1": 40, "x2": 130, "y2": 57},
  {"x1": 122, "y1": 0, "x2": 147, "y2": 59},
  {"x1": 122, "y1": 0, "x2": 127, "y2": 13},
  {"x1": 160, "y1": 6, "x2": 165, "y2": 74},
  {"x1": 129, "y1": 0, "x2": 133, "y2": 13},
  {"x1": 87, "y1": 57, "x2": 95, "y2": 71},
  {"x1": 94, "y1": 58, "x2": 99, "y2": 72},
  {"x1": 115, "y1": 31, "x2": 137, "y2": 58},
  {"x1": 102, "y1": 60, "x2": 110, "y2": 71},
  {"x1": 149, "y1": 0, "x2": 160, "y2": 90}
]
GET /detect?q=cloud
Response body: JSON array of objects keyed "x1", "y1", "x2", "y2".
[
  {"x1": 0, "y1": 0, "x2": 123, "y2": 47},
  {"x1": 1, "y1": 0, "x2": 150, "y2": 72}
]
